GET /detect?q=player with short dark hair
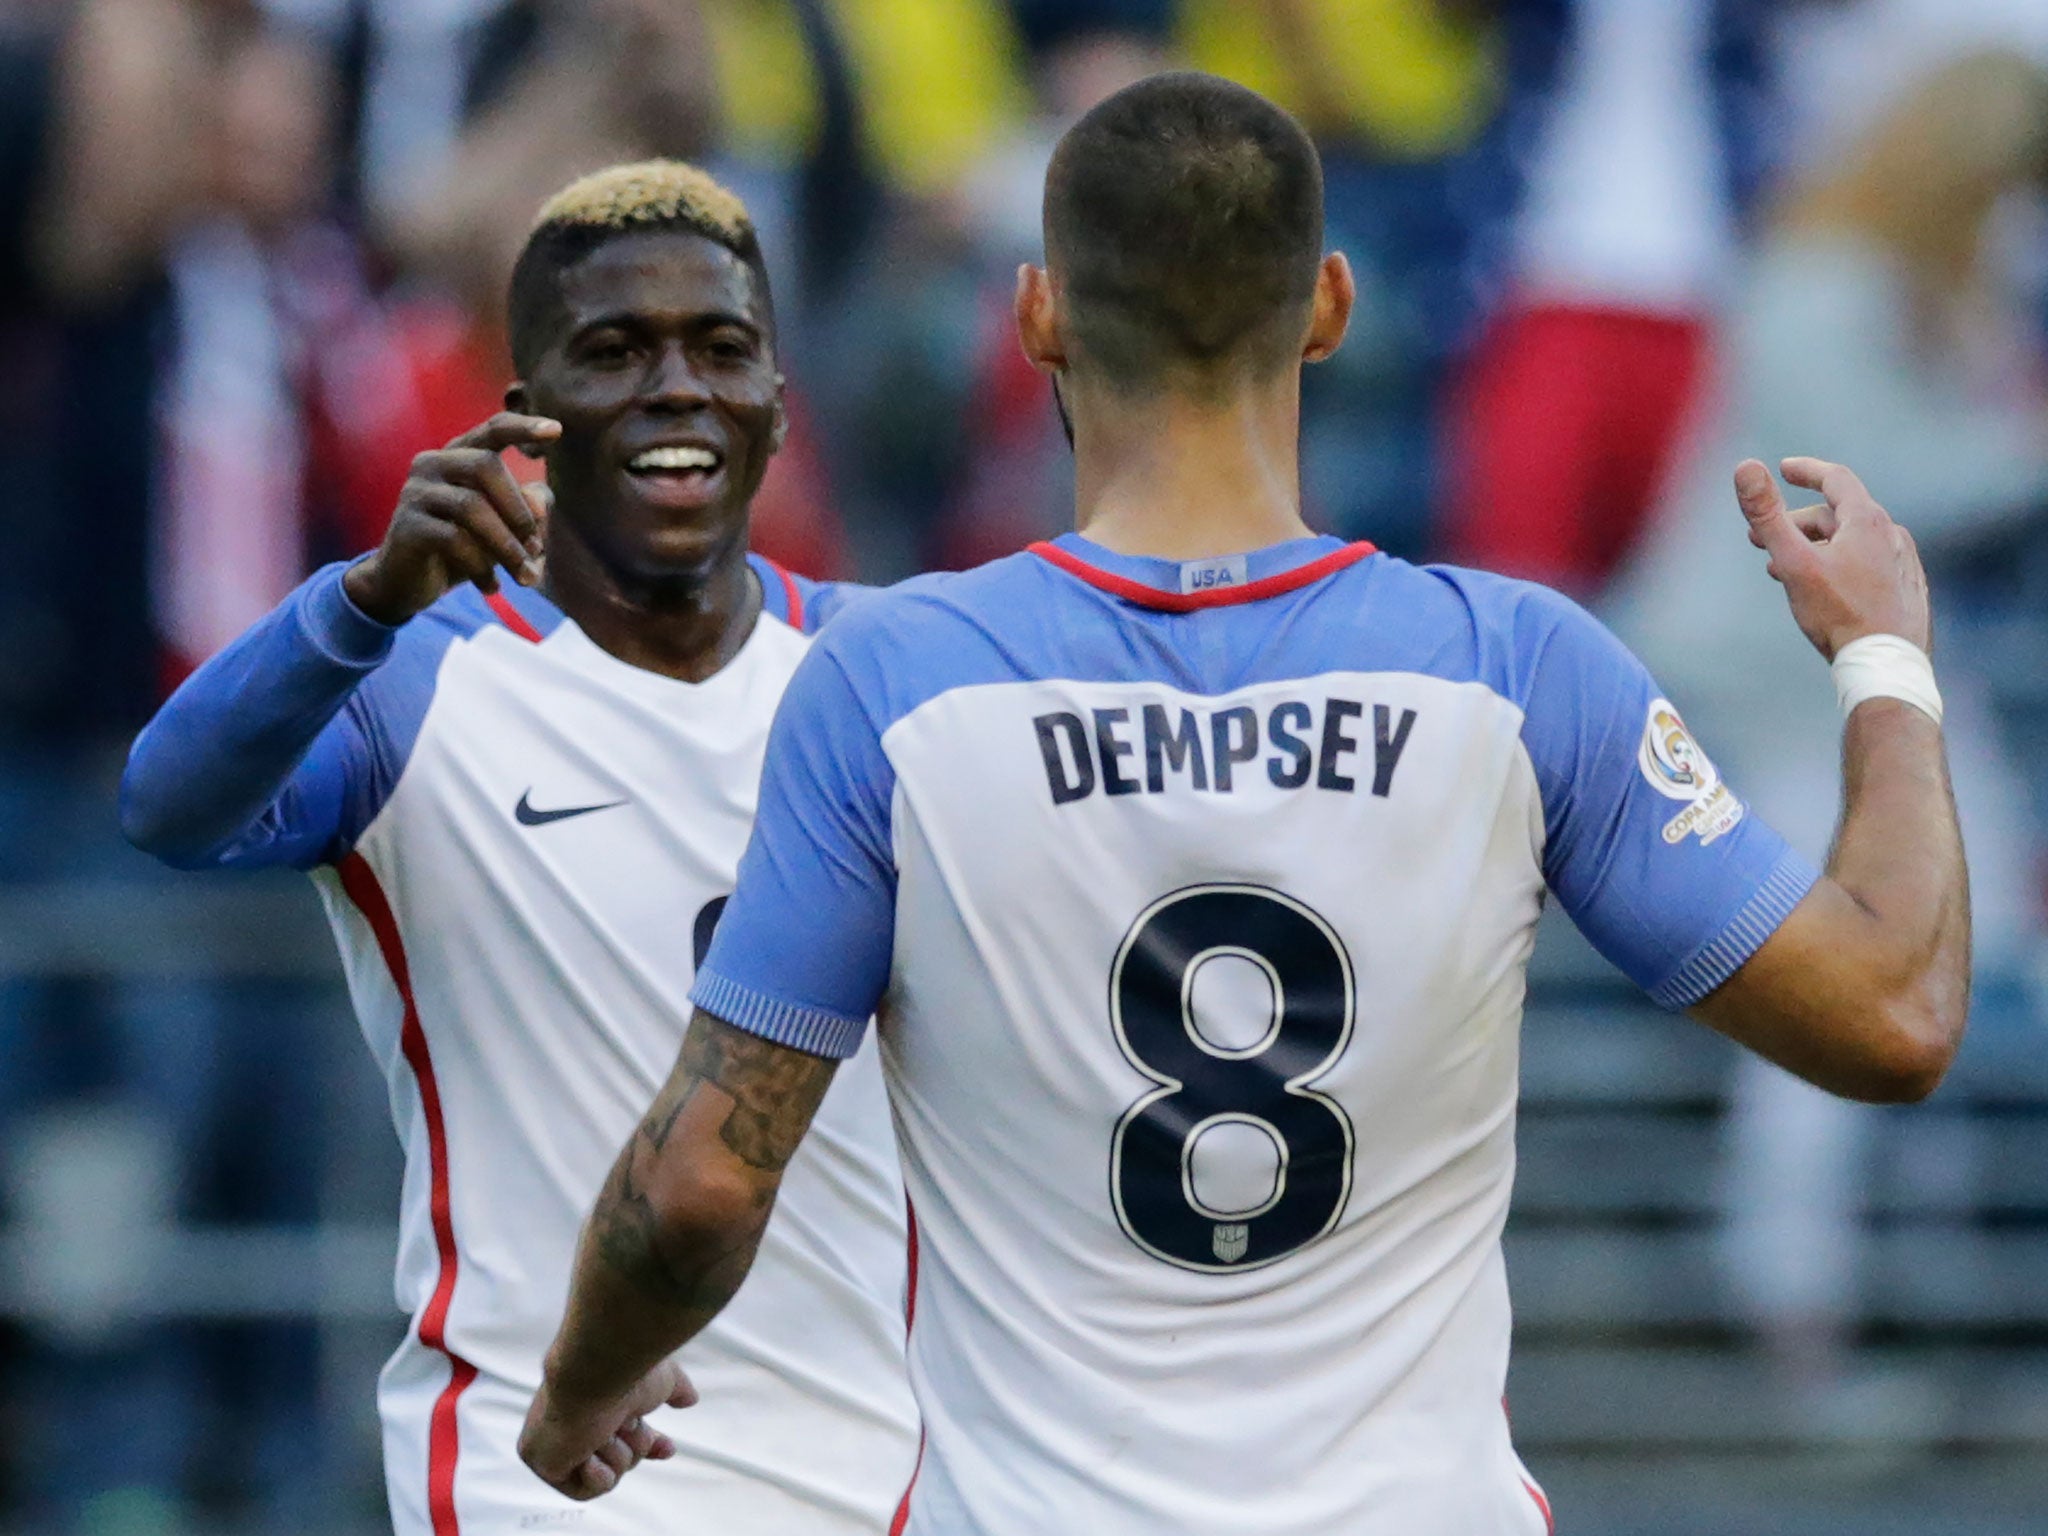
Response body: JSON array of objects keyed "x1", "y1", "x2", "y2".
[
  {"x1": 124, "y1": 162, "x2": 918, "y2": 1536},
  {"x1": 522, "y1": 77, "x2": 1969, "y2": 1533},
  {"x1": 1042, "y1": 70, "x2": 1325, "y2": 386}
]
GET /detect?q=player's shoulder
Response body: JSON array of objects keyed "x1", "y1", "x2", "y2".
[
  {"x1": 344, "y1": 580, "x2": 565, "y2": 728},
  {"x1": 803, "y1": 554, "x2": 1045, "y2": 653},
  {"x1": 1370, "y1": 557, "x2": 1627, "y2": 697},
  {"x1": 784, "y1": 554, "x2": 1057, "y2": 724},
  {"x1": 1366, "y1": 555, "x2": 1585, "y2": 633}
]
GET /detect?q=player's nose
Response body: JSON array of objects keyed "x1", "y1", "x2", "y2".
[{"x1": 641, "y1": 340, "x2": 712, "y2": 411}]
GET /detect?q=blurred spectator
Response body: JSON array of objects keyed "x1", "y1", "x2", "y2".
[
  {"x1": 156, "y1": 20, "x2": 352, "y2": 675},
  {"x1": 1184, "y1": 0, "x2": 1505, "y2": 557},
  {"x1": 793, "y1": 0, "x2": 1036, "y2": 580},
  {"x1": 1441, "y1": 0, "x2": 1771, "y2": 594},
  {"x1": 1606, "y1": 49, "x2": 2048, "y2": 1425},
  {"x1": 0, "y1": 7, "x2": 350, "y2": 1531},
  {"x1": 1770, "y1": 0, "x2": 2048, "y2": 176},
  {"x1": 939, "y1": 4, "x2": 1174, "y2": 570}
]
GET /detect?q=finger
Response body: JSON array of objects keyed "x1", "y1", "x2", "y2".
[
  {"x1": 439, "y1": 450, "x2": 544, "y2": 553},
  {"x1": 449, "y1": 411, "x2": 563, "y2": 457},
  {"x1": 414, "y1": 484, "x2": 536, "y2": 581},
  {"x1": 1781, "y1": 455, "x2": 1875, "y2": 518},
  {"x1": 569, "y1": 1455, "x2": 618, "y2": 1499},
  {"x1": 617, "y1": 1418, "x2": 662, "y2": 1462},
  {"x1": 1787, "y1": 502, "x2": 1837, "y2": 542},
  {"x1": 1733, "y1": 459, "x2": 1818, "y2": 575},
  {"x1": 594, "y1": 1435, "x2": 636, "y2": 1479},
  {"x1": 451, "y1": 493, "x2": 544, "y2": 585},
  {"x1": 666, "y1": 1369, "x2": 699, "y2": 1411},
  {"x1": 645, "y1": 1433, "x2": 677, "y2": 1461},
  {"x1": 422, "y1": 520, "x2": 503, "y2": 596}
]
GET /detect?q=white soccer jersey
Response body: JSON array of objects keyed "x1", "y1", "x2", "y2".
[
  {"x1": 694, "y1": 534, "x2": 1818, "y2": 1535},
  {"x1": 128, "y1": 559, "x2": 918, "y2": 1535}
]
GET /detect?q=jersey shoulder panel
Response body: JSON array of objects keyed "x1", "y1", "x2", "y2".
[
  {"x1": 794, "y1": 557, "x2": 1054, "y2": 727},
  {"x1": 333, "y1": 585, "x2": 558, "y2": 854}
]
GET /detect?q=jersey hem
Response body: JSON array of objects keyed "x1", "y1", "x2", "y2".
[
  {"x1": 1650, "y1": 851, "x2": 1817, "y2": 1008},
  {"x1": 690, "y1": 970, "x2": 868, "y2": 1059}
]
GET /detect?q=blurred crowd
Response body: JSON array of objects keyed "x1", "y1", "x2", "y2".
[{"x1": 0, "y1": 0, "x2": 2045, "y2": 1530}]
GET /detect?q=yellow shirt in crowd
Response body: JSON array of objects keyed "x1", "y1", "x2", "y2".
[{"x1": 701, "y1": 0, "x2": 1498, "y2": 190}]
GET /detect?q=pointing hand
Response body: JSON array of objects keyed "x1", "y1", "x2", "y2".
[{"x1": 344, "y1": 413, "x2": 562, "y2": 626}]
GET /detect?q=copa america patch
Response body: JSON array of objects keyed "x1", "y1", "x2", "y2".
[{"x1": 1637, "y1": 699, "x2": 1744, "y2": 846}]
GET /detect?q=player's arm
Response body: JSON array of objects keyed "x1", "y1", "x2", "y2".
[
  {"x1": 522, "y1": 630, "x2": 900, "y2": 1500},
  {"x1": 119, "y1": 413, "x2": 557, "y2": 868},
  {"x1": 1688, "y1": 458, "x2": 1968, "y2": 1101},
  {"x1": 518, "y1": 1011, "x2": 838, "y2": 1500}
]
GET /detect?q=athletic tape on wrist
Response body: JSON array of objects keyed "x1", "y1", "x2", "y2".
[{"x1": 1831, "y1": 634, "x2": 1942, "y2": 726}]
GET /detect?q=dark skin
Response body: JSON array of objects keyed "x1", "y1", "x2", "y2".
[{"x1": 345, "y1": 228, "x2": 786, "y2": 684}]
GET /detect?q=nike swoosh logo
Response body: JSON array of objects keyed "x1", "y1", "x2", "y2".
[{"x1": 515, "y1": 790, "x2": 629, "y2": 827}]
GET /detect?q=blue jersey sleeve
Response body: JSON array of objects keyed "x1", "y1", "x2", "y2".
[
  {"x1": 121, "y1": 562, "x2": 483, "y2": 871},
  {"x1": 121, "y1": 564, "x2": 393, "y2": 870},
  {"x1": 690, "y1": 641, "x2": 898, "y2": 1058},
  {"x1": 798, "y1": 578, "x2": 870, "y2": 632},
  {"x1": 1518, "y1": 588, "x2": 1818, "y2": 1008}
]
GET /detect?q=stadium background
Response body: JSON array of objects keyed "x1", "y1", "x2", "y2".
[{"x1": 0, "y1": 0, "x2": 2044, "y2": 1531}]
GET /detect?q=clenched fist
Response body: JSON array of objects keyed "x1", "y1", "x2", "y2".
[
  {"x1": 1734, "y1": 456, "x2": 1932, "y2": 660},
  {"x1": 519, "y1": 1358, "x2": 698, "y2": 1501},
  {"x1": 343, "y1": 413, "x2": 562, "y2": 627}
]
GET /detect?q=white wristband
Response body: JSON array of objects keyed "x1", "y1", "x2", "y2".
[{"x1": 1831, "y1": 634, "x2": 1942, "y2": 726}]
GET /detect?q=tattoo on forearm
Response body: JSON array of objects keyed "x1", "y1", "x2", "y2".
[
  {"x1": 583, "y1": 1014, "x2": 837, "y2": 1310},
  {"x1": 679, "y1": 1016, "x2": 837, "y2": 1171}
]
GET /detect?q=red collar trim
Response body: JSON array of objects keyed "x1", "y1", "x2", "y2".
[
  {"x1": 485, "y1": 591, "x2": 543, "y2": 643},
  {"x1": 1027, "y1": 540, "x2": 1376, "y2": 612},
  {"x1": 758, "y1": 556, "x2": 806, "y2": 631}
]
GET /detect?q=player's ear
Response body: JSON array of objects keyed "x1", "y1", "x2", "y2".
[
  {"x1": 769, "y1": 372, "x2": 789, "y2": 456},
  {"x1": 1302, "y1": 252, "x2": 1355, "y2": 365},
  {"x1": 1015, "y1": 263, "x2": 1067, "y2": 375},
  {"x1": 505, "y1": 381, "x2": 532, "y2": 416}
]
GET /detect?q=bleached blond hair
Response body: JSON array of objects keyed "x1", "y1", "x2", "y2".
[
  {"x1": 531, "y1": 160, "x2": 754, "y2": 246},
  {"x1": 508, "y1": 160, "x2": 771, "y2": 371}
]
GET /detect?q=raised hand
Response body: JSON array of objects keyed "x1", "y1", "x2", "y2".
[
  {"x1": 1733, "y1": 456, "x2": 1932, "y2": 660},
  {"x1": 518, "y1": 1357, "x2": 698, "y2": 1501},
  {"x1": 343, "y1": 413, "x2": 562, "y2": 627}
]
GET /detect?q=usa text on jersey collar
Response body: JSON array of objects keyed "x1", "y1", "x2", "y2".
[{"x1": 1028, "y1": 533, "x2": 1377, "y2": 612}]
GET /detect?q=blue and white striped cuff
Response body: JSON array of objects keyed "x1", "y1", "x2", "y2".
[
  {"x1": 689, "y1": 969, "x2": 870, "y2": 1060},
  {"x1": 1651, "y1": 852, "x2": 1821, "y2": 1010}
]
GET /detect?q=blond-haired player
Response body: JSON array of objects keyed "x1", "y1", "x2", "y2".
[{"x1": 123, "y1": 163, "x2": 918, "y2": 1534}]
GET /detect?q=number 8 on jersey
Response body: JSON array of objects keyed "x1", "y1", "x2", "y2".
[{"x1": 1109, "y1": 884, "x2": 1357, "y2": 1272}]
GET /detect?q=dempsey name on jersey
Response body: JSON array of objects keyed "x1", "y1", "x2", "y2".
[{"x1": 1034, "y1": 697, "x2": 1419, "y2": 805}]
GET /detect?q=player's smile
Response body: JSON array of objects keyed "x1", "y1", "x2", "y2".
[
  {"x1": 621, "y1": 433, "x2": 729, "y2": 513},
  {"x1": 517, "y1": 229, "x2": 783, "y2": 584}
]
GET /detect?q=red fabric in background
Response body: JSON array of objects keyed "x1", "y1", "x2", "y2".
[{"x1": 1442, "y1": 304, "x2": 1711, "y2": 596}]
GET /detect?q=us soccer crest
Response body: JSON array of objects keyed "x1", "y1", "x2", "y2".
[
  {"x1": 1212, "y1": 1223, "x2": 1249, "y2": 1264},
  {"x1": 1637, "y1": 699, "x2": 1743, "y2": 846}
]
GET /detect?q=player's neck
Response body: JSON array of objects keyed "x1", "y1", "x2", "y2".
[
  {"x1": 1069, "y1": 374, "x2": 1313, "y2": 560},
  {"x1": 543, "y1": 518, "x2": 761, "y2": 684}
]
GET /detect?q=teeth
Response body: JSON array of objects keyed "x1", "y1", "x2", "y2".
[{"x1": 631, "y1": 446, "x2": 720, "y2": 472}]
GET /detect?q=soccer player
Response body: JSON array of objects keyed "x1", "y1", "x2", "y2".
[
  {"x1": 121, "y1": 163, "x2": 918, "y2": 1535},
  {"x1": 520, "y1": 79, "x2": 1969, "y2": 1533}
]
